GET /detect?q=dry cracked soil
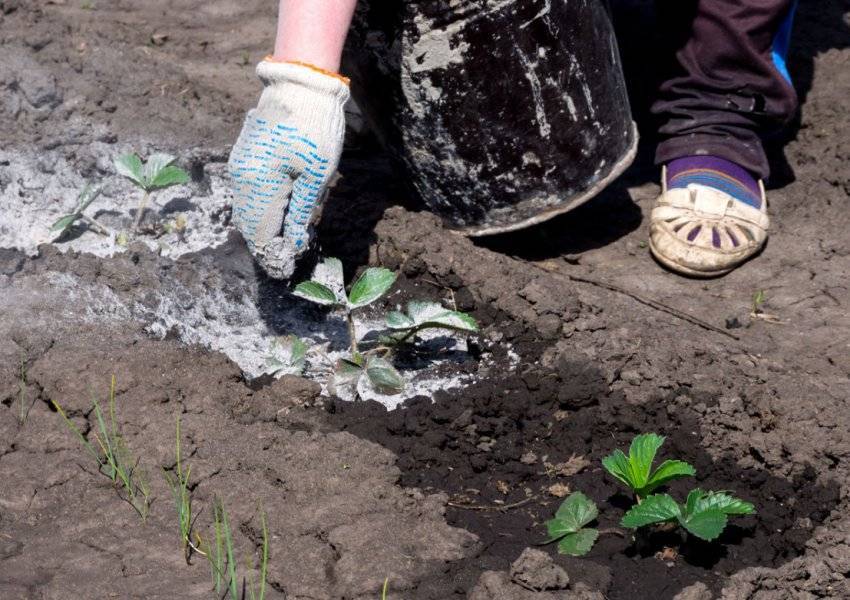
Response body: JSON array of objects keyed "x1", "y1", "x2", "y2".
[{"x1": 1, "y1": 1, "x2": 849, "y2": 599}]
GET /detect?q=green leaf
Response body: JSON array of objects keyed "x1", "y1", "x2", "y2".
[
  {"x1": 334, "y1": 357, "x2": 363, "y2": 379},
  {"x1": 293, "y1": 281, "x2": 339, "y2": 306},
  {"x1": 553, "y1": 491, "x2": 598, "y2": 532},
  {"x1": 329, "y1": 357, "x2": 364, "y2": 397},
  {"x1": 288, "y1": 336, "x2": 308, "y2": 368},
  {"x1": 406, "y1": 301, "x2": 444, "y2": 325},
  {"x1": 642, "y1": 459, "x2": 696, "y2": 495},
  {"x1": 142, "y1": 153, "x2": 177, "y2": 187},
  {"x1": 50, "y1": 213, "x2": 79, "y2": 233},
  {"x1": 147, "y1": 165, "x2": 190, "y2": 190},
  {"x1": 365, "y1": 357, "x2": 405, "y2": 395},
  {"x1": 75, "y1": 184, "x2": 103, "y2": 213},
  {"x1": 386, "y1": 311, "x2": 415, "y2": 330},
  {"x1": 420, "y1": 310, "x2": 479, "y2": 333},
  {"x1": 621, "y1": 494, "x2": 681, "y2": 529},
  {"x1": 347, "y1": 268, "x2": 396, "y2": 308},
  {"x1": 312, "y1": 257, "x2": 345, "y2": 302},
  {"x1": 265, "y1": 335, "x2": 308, "y2": 376},
  {"x1": 557, "y1": 528, "x2": 599, "y2": 557},
  {"x1": 602, "y1": 449, "x2": 635, "y2": 489},
  {"x1": 691, "y1": 491, "x2": 755, "y2": 516},
  {"x1": 628, "y1": 433, "x2": 665, "y2": 489},
  {"x1": 684, "y1": 488, "x2": 705, "y2": 516},
  {"x1": 114, "y1": 153, "x2": 145, "y2": 187},
  {"x1": 679, "y1": 509, "x2": 728, "y2": 541}
]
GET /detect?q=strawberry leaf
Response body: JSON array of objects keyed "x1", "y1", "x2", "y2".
[
  {"x1": 690, "y1": 490, "x2": 755, "y2": 516},
  {"x1": 365, "y1": 357, "x2": 405, "y2": 395},
  {"x1": 627, "y1": 433, "x2": 665, "y2": 489},
  {"x1": 679, "y1": 509, "x2": 728, "y2": 541},
  {"x1": 642, "y1": 459, "x2": 696, "y2": 495},
  {"x1": 75, "y1": 184, "x2": 102, "y2": 213},
  {"x1": 545, "y1": 492, "x2": 598, "y2": 542},
  {"x1": 557, "y1": 528, "x2": 599, "y2": 557},
  {"x1": 293, "y1": 281, "x2": 339, "y2": 306},
  {"x1": 50, "y1": 214, "x2": 79, "y2": 234},
  {"x1": 347, "y1": 267, "x2": 396, "y2": 308},
  {"x1": 142, "y1": 153, "x2": 177, "y2": 187},
  {"x1": 621, "y1": 494, "x2": 680, "y2": 529},
  {"x1": 386, "y1": 311, "x2": 415, "y2": 330},
  {"x1": 148, "y1": 165, "x2": 190, "y2": 190},
  {"x1": 554, "y1": 491, "x2": 598, "y2": 531},
  {"x1": 114, "y1": 153, "x2": 145, "y2": 188},
  {"x1": 602, "y1": 449, "x2": 635, "y2": 490}
]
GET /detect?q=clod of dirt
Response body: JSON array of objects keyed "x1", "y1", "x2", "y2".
[
  {"x1": 510, "y1": 548, "x2": 571, "y2": 591},
  {"x1": 470, "y1": 571, "x2": 603, "y2": 600},
  {"x1": 672, "y1": 582, "x2": 713, "y2": 600}
]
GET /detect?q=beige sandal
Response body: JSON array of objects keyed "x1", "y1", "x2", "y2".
[{"x1": 649, "y1": 166, "x2": 770, "y2": 277}]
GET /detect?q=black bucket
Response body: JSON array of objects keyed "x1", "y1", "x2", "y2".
[{"x1": 343, "y1": 0, "x2": 637, "y2": 236}]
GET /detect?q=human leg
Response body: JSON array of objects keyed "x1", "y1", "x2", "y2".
[{"x1": 650, "y1": 0, "x2": 799, "y2": 276}]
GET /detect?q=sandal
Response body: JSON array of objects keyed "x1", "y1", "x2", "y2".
[{"x1": 649, "y1": 166, "x2": 770, "y2": 277}]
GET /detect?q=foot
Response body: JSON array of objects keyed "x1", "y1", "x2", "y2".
[{"x1": 649, "y1": 156, "x2": 769, "y2": 277}]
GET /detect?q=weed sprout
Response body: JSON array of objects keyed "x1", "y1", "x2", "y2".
[{"x1": 52, "y1": 376, "x2": 151, "y2": 519}]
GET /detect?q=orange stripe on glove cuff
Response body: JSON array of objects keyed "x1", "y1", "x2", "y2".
[{"x1": 263, "y1": 55, "x2": 350, "y2": 86}]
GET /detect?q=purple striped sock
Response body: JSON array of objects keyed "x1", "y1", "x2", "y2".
[{"x1": 666, "y1": 156, "x2": 762, "y2": 209}]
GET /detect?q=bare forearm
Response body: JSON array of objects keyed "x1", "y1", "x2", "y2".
[{"x1": 272, "y1": 0, "x2": 358, "y2": 73}]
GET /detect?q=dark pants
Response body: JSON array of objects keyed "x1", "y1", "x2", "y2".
[{"x1": 653, "y1": 0, "x2": 799, "y2": 179}]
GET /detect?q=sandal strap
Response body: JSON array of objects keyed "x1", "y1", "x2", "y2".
[{"x1": 656, "y1": 185, "x2": 769, "y2": 230}]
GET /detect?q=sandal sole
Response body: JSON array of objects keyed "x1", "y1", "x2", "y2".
[{"x1": 649, "y1": 237, "x2": 738, "y2": 279}]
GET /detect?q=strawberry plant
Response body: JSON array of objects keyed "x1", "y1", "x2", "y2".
[
  {"x1": 545, "y1": 492, "x2": 600, "y2": 556},
  {"x1": 291, "y1": 257, "x2": 478, "y2": 396},
  {"x1": 602, "y1": 433, "x2": 695, "y2": 500},
  {"x1": 114, "y1": 153, "x2": 190, "y2": 232},
  {"x1": 51, "y1": 184, "x2": 110, "y2": 238},
  {"x1": 543, "y1": 432, "x2": 756, "y2": 558},
  {"x1": 622, "y1": 489, "x2": 755, "y2": 541}
]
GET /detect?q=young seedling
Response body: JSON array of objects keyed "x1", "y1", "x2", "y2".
[
  {"x1": 544, "y1": 492, "x2": 600, "y2": 556},
  {"x1": 162, "y1": 414, "x2": 204, "y2": 564},
  {"x1": 114, "y1": 153, "x2": 190, "y2": 233},
  {"x1": 50, "y1": 183, "x2": 110, "y2": 238},
  {"x1": 621, "y1": 489, "x2": 755, "y2": 542},
  {"x1": 602, "y1": 433, "x2": 696, "y2": 501},
  {"x1": 200, "y1": 499, "x2": 269, "y2": 600},
  {"x1": 293, "y1": 257, "x2": 479, "y2": 396},
  {"x1": 751, "y1": 289, "x2": 766, "y2": 315},
  {"x1": 750, "y1": 289, "x2": 782, "y2": 323},
  {"x1": 52, "y1": 376, "x2": 151, "y2": 520}
]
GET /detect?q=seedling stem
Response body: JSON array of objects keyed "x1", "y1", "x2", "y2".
[{"x1": 133, "y1": 191, "x2": 150, "y2": 233}]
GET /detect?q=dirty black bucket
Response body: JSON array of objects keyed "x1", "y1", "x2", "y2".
[{"x1": 343, "y1": 0, "x2": 637, "y2": 236}]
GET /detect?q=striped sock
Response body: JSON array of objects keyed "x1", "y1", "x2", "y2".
[{"x1": 666, "y1": 156, "x2": 762, "y2": 209}]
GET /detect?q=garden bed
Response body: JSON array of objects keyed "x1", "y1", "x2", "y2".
[{"x1": 2, "y1": 1, "x2": 850, "y2": 599}]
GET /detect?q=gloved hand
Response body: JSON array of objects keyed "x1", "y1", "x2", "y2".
[{"x1": 228, "y1": 60, "x2": 350, "y2": 279}]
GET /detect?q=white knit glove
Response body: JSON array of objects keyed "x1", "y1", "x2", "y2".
[{"x1": 228, "y1": 60, "x2": 350, "y2": 279}]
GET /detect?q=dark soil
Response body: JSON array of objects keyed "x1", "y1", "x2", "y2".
[
  {"x1": 2, "y1": 1, "x2": 850, "y2": 599},
  {"x1": 324, "y1": 273, "x2": 840, "y2": 598}
]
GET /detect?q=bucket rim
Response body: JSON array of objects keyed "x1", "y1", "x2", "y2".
[{"x1": 455, "y1": 122, "x2": 639, "y2": 237}]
